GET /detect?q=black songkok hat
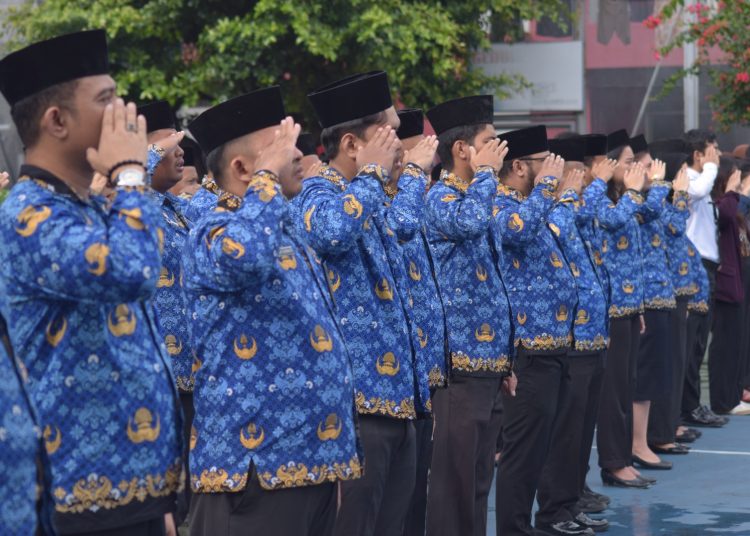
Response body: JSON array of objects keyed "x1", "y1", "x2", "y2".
[
  {"x1": 648, "y1": 138, "x2": 687, "y2": 154},
  {"x1": 396, "y1": 108, "x2": 424, "y2": 139},
  {"x1": 630, "y1": 134, "x2": 649, "y2": 155},
  {"x1": 655, "y1": 152, "x2": 689, "y2": 181},
  {"x1": 296, "y1": 132, "x2": 318, "y2": 156},
  {"x1": 548, "y1": 137, "x2": 586, "y2": 163},
  {"x1": 606, "y1": 129, "x2": 631, "y2": 153},
  {"x1": 426, "y1": 95, "x2": 494, "y2": 136},
  {"x1": 188, "y1": 86, "x2": 286, "y2": 154},
  {"x1": 308, "y1": 71, "x2": 392, "y2": 128},
  {"x1": 0, "y1": 29, "x2": 109, "y2": 106},
  {"x1": 582, "y1": 134, "x2": 608, "y2": 157},
  {"x1": 501, "y1": 125, "x2": 549, "y2": 161},
  {"x1": 137, "y1": 100, "x2": 175, "y2": 133}
]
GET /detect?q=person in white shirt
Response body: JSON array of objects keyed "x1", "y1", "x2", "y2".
[{"x1": 681, "y1": 129, "x2": 729, "y2": 427}]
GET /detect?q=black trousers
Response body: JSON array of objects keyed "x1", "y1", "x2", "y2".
[
  {"x1": 634, "y1": 309, "x2": 672, "y2": 402},
  {"x1": 708, "y1": 300, "x2": 743, "y2": 413},
  {"x1": 190, "y1": 468, "x2": 336, "y2": 536},
  {"x1": 649, "y1": 298, "x2": 688, "y2": 444},
  {"x1": 739, "y1": 257, "x2": 750, "y2": 390},
  {"x1": 597, "y1": 315, "x2": 640, "y2": 470},
  {"x1": 69, "y1": 518, "x2": 165, "y2": 536},
  {"x1": 403, "y1": 416, "x2": 433, "y2": 536},
  {"x1": 335, "y1": 416, "x2": 416, "y2": 536},
  {"x1": 536, "y1": 351, "x2": 604, "y2": 526},
  {"x1": 495, "y1": 351, "x2": 569, "y2": 536},
  {"x1": 176, "y1": 391, "x2": 194, "y2": 526},
  {"x1": 426, "y1": 375, "x2": 504, "y2": 536},
  {"x1": 682, "y1": 259, "x2": 717, "y2": 415}
]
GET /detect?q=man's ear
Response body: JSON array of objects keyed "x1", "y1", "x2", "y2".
[
  {"x1": 512, "y1": 159, "x2": 526, "y2": 177},
  {"x1": 228, "y1": 154, "x2": 254, "y2": 183},
  {"x1": 39, "y1": 106, "x2": 69, "y2": 141},
  {"x1": 453, "y1": 139, "x2": 469, "y2": 163},
  {"x1": 341, "y1": 132, "x2": 359, "y2": 160}
]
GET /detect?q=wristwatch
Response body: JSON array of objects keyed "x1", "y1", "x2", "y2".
[{"x1": 116, "y1": 167, "x2": 146, "y2": 187}]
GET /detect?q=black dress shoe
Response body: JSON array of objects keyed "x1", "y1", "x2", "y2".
[
  {"x1": 574, "y1": 512, "x2": 609, "y2": 533},
  {"x1": 576, "y1": 495, "x2": 607, "y2": 514},
  {"x1": 583, "y1": 484, "x2": 611, "y2": 505},
  {"x1": 675, "y1": 431, "x2": 697, "y2": 443},
  {"x1": 632, "y1": 455, "x2": 673, "y2": 470},
  {"x1": 637, "y1": 474, "x2": 657, "y2": 484},
  {"x1": 650, "y1": 443, "x2": 690, "y2": 455},
  {"x1": 685, "y1": 427, "x2": 702, "y2": 438},
  {"x1": 601, "y1": 469, "x2": 650, "y2": 488}
]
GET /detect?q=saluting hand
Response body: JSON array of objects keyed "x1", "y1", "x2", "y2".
[
  {"x1": 404, "y1": 135, "x2": 439, "y2": 172},
  {"x1": 673, "y1": 165, "x2": 689, "y2": 192},
  {"x1": 740, "y1": 175, "x2": 750, "y2": 197},
  {"x1": 86, "y1": 99, "x2": 148, "y2": 179},
  {"x1": 356, "y1": 126, "x2": 401, "y2": 174},
  {"x1": 303, "y1": 160, "x2": 322, "y2": 181},
  {"x1": 534, "y1": 153, "x2": 565, "y2": 186},
  {"x1": 153, "y1": 131, "x2": 186, "y2": 154},
  {"x1": 591, "y1": 158, "x2": 618, "y2": 183},
  {"x1": 703, "y1": 144, "x2": 720, "y2": 167},
  {"x1": 255, "y1": 117, "x2": 301, "y2": 178},
  {"x1": 0, "y1": 171, "x2": 9, "y2": 190},
  {"x1": 469, "y1": 139, "x2": 508, "y2": 174},
  {"x1": 726, "y1": 168, "x2": 742, "y2": 193},
  {"x1": 649, "y1": 159, "x2": 666, "y2": 182},
  {"x1": 624, "y1": 162, "x2": 646, "y2": 191},
  {"x1": 559, "y1": 168, "x2": 585, "y2": 197}
]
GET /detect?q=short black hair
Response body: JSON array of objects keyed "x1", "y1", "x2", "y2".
[
  {"x1": 205, "y1": 143, "x2": 228, "y2": 184},
  {"x1": 320, "y1": 111, "x2": 386, "y2": 160},
  {"x1": 683, "y1": 129, "x2": 717, "y2": 166},
  {"x1": 180, "y1": 137, "x2": 208, "y2": 179},
  {"x1": 10, "y1": 79, "x2": 79, "y2": 147},
  {"x1": 607, "y1": 145, "x2": 627, "y2": 161},
  {"x1": 436, "y1": 123, "x2": 487, "y2": 171}
]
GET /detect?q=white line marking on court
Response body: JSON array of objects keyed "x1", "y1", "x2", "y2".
[{"x1": 687, "y1": 449, "x2": 750, "y2": 456}]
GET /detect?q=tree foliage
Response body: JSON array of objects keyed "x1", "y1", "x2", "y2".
[
  {"x1": 2, "y1": 0, "x2": 566, "y2": 128},
  {"x1": 652, "y1": 0, "x2": 750, "y2": 130}
]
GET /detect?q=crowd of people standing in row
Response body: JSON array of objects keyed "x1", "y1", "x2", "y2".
[{"x1": 1, "y1": 29, "x2": 749, "y2": 536}]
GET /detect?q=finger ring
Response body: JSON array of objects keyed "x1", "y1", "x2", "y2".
[{"x1": 126, "y1": 123, "x2": 137, "y2": 132}]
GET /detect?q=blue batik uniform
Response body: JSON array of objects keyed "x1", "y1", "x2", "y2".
[
  {"x1": 185, "y1": 178, "x2": 221, "y2": 222},
  {"x1": 687, "y1": 239, "x2": 709, "y2": 314},
  {"x1": 0, "y1": 315, "x2": 55, "y2": 536},
  {"x1": 662, "y1": 190, "x2": 697, "y2": 297},
  {"x1": 549, "y1": 190, "x2": 609, "y2": 352},
  {"x1": 183, "y1": 171, "x2": 362, "y2": 493},
  {"x1": 637, "y1": 182, "x2": 676, "y2": 310},
  {"x1": 152, "y1": 190, "x2": 196, "y2": 391},
  {"x1": 294, "y1": 163, "x2": 417, "y2": 419},
  {"x1": 425, "y1": 168, "x2": 513, "y2": 376},
  {"x1": 577, "y1": 178, "x2": 611, "y2": 303},
  {"x1": 0, "y1": 167, "x2": 182, "y2": 530},
  {"x1": 385, "y1": 164, "x2": 447, "y2": 411},
  {"x1": 495, "y1": 178, "x2": 576, "y2": 352},
  {"x1": 595, "y1": 189, "x2": 646, "y2": 318}
]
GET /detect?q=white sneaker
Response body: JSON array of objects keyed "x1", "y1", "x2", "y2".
[{"x1": 729, "y1": 401, "x2": 750, "y2": 415}]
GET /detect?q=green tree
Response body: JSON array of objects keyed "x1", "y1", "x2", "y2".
[
  {"x1": 2, "y1": 0, "x2": 566, "y2": 128},
  {"x1": 651, "y1": 0, "x2": 750, "y2": 129}
]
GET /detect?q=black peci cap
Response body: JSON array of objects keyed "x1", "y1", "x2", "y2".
[
  {"x1": 188, "y1": 86, "x2": 286, "y2": 154},
  {"x1": 180, "y1": 137, "x2": 207, "y2": 177},
  {"x1": 296, "y1": 132, "x2": 318, "y2": 156},
  {"x1": 606, "y1": 129, "x2": 631, "y2": 153},
  {"x1": 501, "y1": 125, "x2": 549, "y2": 161},
  {"x1": 648, "y1": 138, "x2": 687, "y2": 154},
  {"x1": 426, "y1": 95, "x2": 494, "y2": 136},
  {"x1": 396, "y1": 108, "x2": 424, "y2": 139},
  {"x1": 308, "y1": 71, "x2": 392, "y2": 128},
  {"x1": 629, "y1": 134, "x2": 649, "y2": 155},
  {"x1": 582, "y1": 134, "x2": 608, "y2": 157},
  {"x1": 0, "y1": 29, "x2": 109, "y2": 106},
  {"x1": 137, "y1": 100, "x2": 175, "y2": 133},
  {"x1": 548, "y1": 137, "x2": 586, "y2": 163}
]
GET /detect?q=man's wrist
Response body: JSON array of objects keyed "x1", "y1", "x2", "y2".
[{"x1": 114, "y1": 166, "x2": 146, "y2": 187}]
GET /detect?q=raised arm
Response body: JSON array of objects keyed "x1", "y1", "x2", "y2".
[
  {"x1": 495, "y1": 177, "x2": 558, "y2": 245},
  {"x1": 385, "y1": 164, "x2": 428, "y2": 241}
]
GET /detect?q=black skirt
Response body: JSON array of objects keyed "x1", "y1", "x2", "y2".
[{"x1": 634, "y1": 309, "x2": 672, "y2": 402}]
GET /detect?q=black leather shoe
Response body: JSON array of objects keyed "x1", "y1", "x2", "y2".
[
  {"x1": 675, "y1": 430, "x2": 697, "y2": 443},
  {"x1": 601, "y1": 469, "x2": 650, "y2": 488},
  {"x1": 686, "y1": 427, "x2": 702, "y2": 438},
  {"x1": 583, "y1": 484, "x2": 611, "y2": 505},
  {"x1": 650, "y1": 443, "x2": 690, "y2": 455},
  {"x1": 574, "y1": 512, "x2": 609, "y2": 533},
  {"x1": 683, "y1": 406, "x2": 725, "y2": 427},
  {"x1": 576, "y1": 495, "x2": 607, "y2": 514},
  {"x1": 632, "y1": 455, "x2": 673, "y2": 470},
  {"x1": 536, "y1": 521, "x2": 595, "y2": 535},
  {"x1": 638, "y1": 474, "x2": 657, "y2": 484}
]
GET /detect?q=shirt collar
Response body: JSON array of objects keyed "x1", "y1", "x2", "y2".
[
  {"x1": 439, "y1": 168, "x2": 469, "y2": 193},
  {"x1": 19, "y1": 164, "x2": 77, "y2": 197}
]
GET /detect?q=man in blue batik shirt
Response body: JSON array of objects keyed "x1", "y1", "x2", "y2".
[
  {"x1": 182, "y1": 87, "x2": 362, "y2": 536},
  {"x1": 297, "y1": 71, "x2": 421, "y2": 536},
  {"x1": 0, "y1": 30, "x2": 182, "y2": 535}
]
